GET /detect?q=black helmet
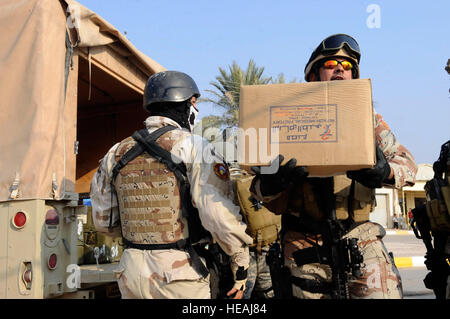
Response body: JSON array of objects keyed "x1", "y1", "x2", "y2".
[
  {"x1": 143, "y1": 70, "x2": 201, "y2": 112},
  {"x1": 304, "y1": 34, "x2": 361, "y2": 82}
]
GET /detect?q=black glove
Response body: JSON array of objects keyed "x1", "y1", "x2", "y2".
[
  {"x1": 346, "y1": 145, "x2": 391, "y2": 189},
  {"x1": 251, "y1": 154, "x2": 309, "y2": 196}
]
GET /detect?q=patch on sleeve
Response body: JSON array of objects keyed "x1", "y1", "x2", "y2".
[{"x1": 214, "y1": 163, "x2": 230, "y2": 180}]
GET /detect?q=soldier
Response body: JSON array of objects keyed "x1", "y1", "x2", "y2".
[
  {"x1": 90, "y1": 70, "x2": 253, "y2": 299},
  {"x1": 251, "y1": 34, "x2": 418, "y2": 299}
]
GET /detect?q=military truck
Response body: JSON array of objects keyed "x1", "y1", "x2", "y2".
[{"x1": 0, "y1": 0, "x2": 165, "y2": 298}]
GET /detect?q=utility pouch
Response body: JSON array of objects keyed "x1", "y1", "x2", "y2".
[
  {"x1": 235, "y1": 175, "x2": 281, "y2": 252},
  {"x1": 334, "y1": 175, "x2": 375, "y2": 222}
]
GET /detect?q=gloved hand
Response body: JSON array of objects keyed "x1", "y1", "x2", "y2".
[
  {"x1": 347, "y1": 145, "x2": 392, "y2": 189},
  {"x1": 251, "y1": 154, "x2": 308, "y2": 196},
  {"x1": 227, "y1": 247, "x2": 250, "y2": 299}
]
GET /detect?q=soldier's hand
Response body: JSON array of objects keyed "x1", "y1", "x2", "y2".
[
  {"x1": 347, "y1": 145, "x2": 392, "y2": 189},
  {"x1": 227, "y1": 265, "x2": 248, "y2": 299},
  {"x1": 227, "y1": 248, "x2": 250, "y2": 299},
  {"x1": 251, "y1": 154, "x2": 308, "y2": 196}
]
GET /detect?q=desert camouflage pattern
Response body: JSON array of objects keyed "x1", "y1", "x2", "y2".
[
  {"x1": 251, "y1": 110, "x2": 416, "y2": 299},
  {"x1": 113, "y1": 249, "x2": 210, "y2": 299},
  {"x1": 284, "y1": 222, "x2": 402, "y2": 299},
  {"x1": 90, "y1": 116, "x2": 252, "y2": 299},
  {"x1": 114, "y1": 132, "x2": 187, "y2": 245},
  {"x1": 373, "y1": 109, "x2": 417, "y2": 189},
  {"x1": 345, "y1": 222, "x2": 402, "y2": 298}
]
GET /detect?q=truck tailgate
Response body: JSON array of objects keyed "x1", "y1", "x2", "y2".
[{"x1": 79, "y1": 262, "x2": 120, "y2": 284}]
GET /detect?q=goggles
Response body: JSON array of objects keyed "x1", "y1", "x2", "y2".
[
  {"x1": 311, "y1": 34, "x2": 361, "y2": 63},
  {"x1": 323, "y1": 59, "x2": 353, "y2": 71}
]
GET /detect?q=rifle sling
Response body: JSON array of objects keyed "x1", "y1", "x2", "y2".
[
  {"x1": 290, "y1": 276, "x2": 332, "y2": 294},
  {"x1": 292, "y1": 246, "x2": 329, "y2": 266},
  {"x1": 281, "y1": 213, "x2": 328, "y2": 235}
]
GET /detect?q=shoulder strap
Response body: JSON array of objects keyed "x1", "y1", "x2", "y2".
[
  {"x1": 111, "y1": 142, "x2": 144, "y2": 182},
  {"x1": 132, "y1": 126, "x2": 188, "y2": 180}
]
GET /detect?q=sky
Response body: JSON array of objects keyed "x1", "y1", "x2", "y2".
[{"x1": 77, "y1": 0, "x2": 450, "y2": 165}]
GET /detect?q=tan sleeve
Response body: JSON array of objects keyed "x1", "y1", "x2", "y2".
[{"x1": 89, "y1": 143, "x2": 121, "y2": 236}]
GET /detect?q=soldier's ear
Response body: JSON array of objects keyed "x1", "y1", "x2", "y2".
[{"x1": 309, "y1": 72, "x2": 319, "y2": 82}]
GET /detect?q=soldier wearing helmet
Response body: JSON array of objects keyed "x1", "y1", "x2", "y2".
[
  {"x1": 251, "y1": 34, "x2": 418, "y2": 299},
  {"x1": 90, "y1": 70, "x2": 252, "y2": 299}
]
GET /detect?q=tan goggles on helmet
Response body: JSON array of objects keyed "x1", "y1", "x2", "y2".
[{"x1": 323, "y1": 59, "x2": 353, "y2": 70}]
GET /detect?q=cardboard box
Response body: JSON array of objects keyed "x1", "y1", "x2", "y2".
[{"x1": 238, "y1": 79, "x2": 375, "y2": 176}]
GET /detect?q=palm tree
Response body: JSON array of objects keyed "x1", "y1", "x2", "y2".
[
  {"x1": 198, "y1": 59, "x2": 271, "y2": 130},
  {"x1": 195, "y1": 59, "x2": 299, "y2": 141}
]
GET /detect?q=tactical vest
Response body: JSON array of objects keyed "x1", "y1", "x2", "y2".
[
  {"x1": 424, "y1": 140, "x2": 450, "y2": 232},
  {"x1": 286, "y1": 175, "x2": 375, "y2": 225},
  {"x1": 334, "y1": 175, "x2": 376, "y2": 223},
  {"x1": 110, "y1": 126, "x2": 210, "y2": 277},
  {"x1": 113, "y1": 136, "x2": 186, "y2": 245},
  {"x1": 232, "y1": 170, "x2": 281, "y2": 252}
]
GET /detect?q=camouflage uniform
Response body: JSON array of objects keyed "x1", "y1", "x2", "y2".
[
  {"x1": 244, "y1": 246, "x2": 274, "y2": 299},
  {"x1": 90, "y1": 116, "x2": 253, "y2": 299},
  {"x1": 252, "y1": 109, "x2": 418, "y2": 299}
]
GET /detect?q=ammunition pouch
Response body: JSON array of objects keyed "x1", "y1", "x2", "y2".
[
  {"x1": 234, "y1": 174, "x2": 281, "y2": 252},
  {"x1": 423, "y1": 140, "x2": 450, "y2": 233},
  {"x1": 300, "y1": 175, "x2": 374, "y2": 223},
  {"x1": 334, "y1": 175, "x2": 375, "y2": 222},
  {"x1": 425, "y1": 198, "x2": 450, "y2": 232},
  {"x1": 424, "y1": 179, "x2": 450, "y2": 233}
]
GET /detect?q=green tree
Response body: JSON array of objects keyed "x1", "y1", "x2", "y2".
[{"x1": 196, "y1": 59, "x2": 298, "y2": 138}]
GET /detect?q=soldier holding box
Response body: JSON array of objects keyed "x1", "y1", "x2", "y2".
[{"x1": 251, "y1": 34, "x2": 418, "y2": 299}]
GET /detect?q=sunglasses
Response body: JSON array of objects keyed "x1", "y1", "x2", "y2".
[{"x1": 323, "y1": 59, "x2": 353, "y2": 70}]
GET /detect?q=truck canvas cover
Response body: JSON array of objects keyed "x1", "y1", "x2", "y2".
[{"x1": 0, "y1": 0, "x2": 166, "y2": 202}]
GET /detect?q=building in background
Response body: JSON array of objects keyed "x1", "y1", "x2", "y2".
[
  {"x1": 400, "y1": 164, "x2": 434, "y2": 227},
  {"x1": 371, "y1": 164, "x2": 433, "y2": 229},
  {"x1": 372, "y1": 187, "x2": 403, "y2": 229}
]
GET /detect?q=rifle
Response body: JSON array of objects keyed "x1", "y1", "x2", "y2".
[
  {"x1": 322, "y1": 178, "x2": 363, "y2": 299},
  {"x1": 410, "y1": 204, "x2": 449, "y2": 299},
  {"x1": 410, "y1": 140, "x2": 450, "y2": 299},
  {"x1": 288, "y1": 178, "x2": 363, "y2": 299},
  {"x1": 266, "y1": 241, "x2": 293, "y2": 299},
  {"x1": 323, "y1": 209, "x2": 363, "y2": 299}
]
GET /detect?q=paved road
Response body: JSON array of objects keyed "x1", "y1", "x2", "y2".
[
  {"x1": 384, "y1": 231, "x2": 426, "y2": 258},
  {"x1": 399, "y1": 267, "x2": 435, "y2": 299},
  {"x1": 383, "y1": 231, "x2": 436, "y2": 299}
]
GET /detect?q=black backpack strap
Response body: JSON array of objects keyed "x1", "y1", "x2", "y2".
[
  {"x1": 132, "y1": 127, "x2": 187, "y2": 180},
  {"x1": 111, "y1": 143, "x2": 145, "y2": 182}
]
